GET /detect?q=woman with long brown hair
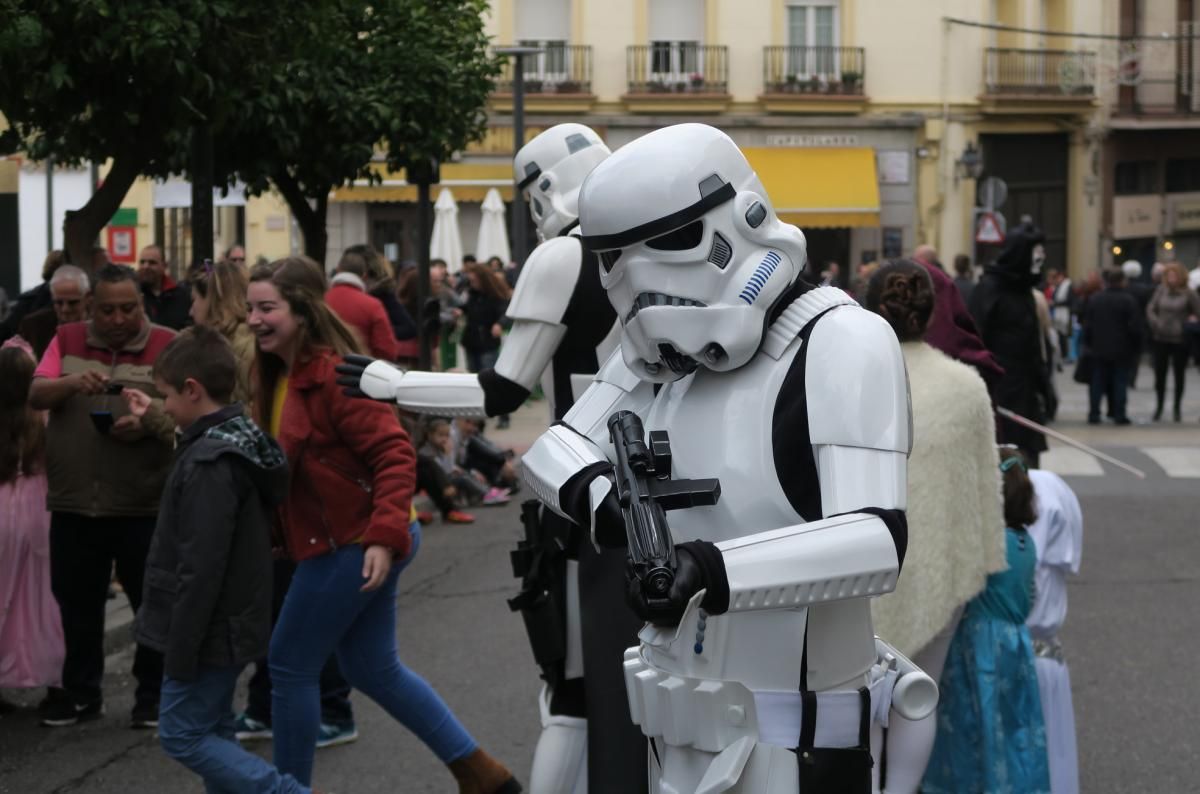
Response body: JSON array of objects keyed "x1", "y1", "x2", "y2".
[
  {"x1": 190, "y1": 260, "x2": 256, "y2": 405},
  {"x1": 247, "y1": 257, "x2": 518, "y2": 793}
]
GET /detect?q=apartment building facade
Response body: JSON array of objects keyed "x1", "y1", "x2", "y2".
[
  {"x1": 1101, "y1": 0, "x2": 1200, "y2": 271},
  {"x1": 344, "y1": 0, "x2": 1106, "y2": 280}
]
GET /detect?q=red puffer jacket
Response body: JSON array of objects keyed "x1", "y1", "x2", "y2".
[{"x1": 275, "y1": 347, "x2": 415, "y2": 561}]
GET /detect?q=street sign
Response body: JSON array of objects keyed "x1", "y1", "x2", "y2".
[
  {"x1": 975, "y1": 211, "x2": 1006, "y2": 244},
  {"x1": 977, "y1": 176, "x2": 1008, "y2": 210}
]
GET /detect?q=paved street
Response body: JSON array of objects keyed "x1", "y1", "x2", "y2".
[{"x1": 3, "y1": 367, "x2": 1200, "y2": 793}]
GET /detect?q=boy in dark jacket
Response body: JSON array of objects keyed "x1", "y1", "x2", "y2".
[{"x1": 123, "y1": 326, "x2": 312, "y2": 794}]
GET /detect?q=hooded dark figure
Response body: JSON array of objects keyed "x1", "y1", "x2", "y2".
[{"x1": 968, "y1": 221, "x2": 1052, "y2": 464}]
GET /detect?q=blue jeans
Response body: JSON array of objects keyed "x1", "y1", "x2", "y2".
[
  {"x1": 270, "y1": 524, "x2": 476, "y2": 784},
  {"x1": 159, "y1": 666, "x2": 309, "y2": 794}
]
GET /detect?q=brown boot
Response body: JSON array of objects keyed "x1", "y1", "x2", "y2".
[{"x1": 448, "y1": 748, "x2": 522, "y2": 794}]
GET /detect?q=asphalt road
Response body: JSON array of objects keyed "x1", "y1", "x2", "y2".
[{"x1": 3, "y1": 370, "x2": 1199, "y2": 792}]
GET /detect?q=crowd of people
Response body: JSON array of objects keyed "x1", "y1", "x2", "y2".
[
  {"x1": 0, "y1": 244, "x2": 524, "y2": 794},
  {"x1": 0, "y1": 211, "x2": 1190, "y2": 793}
]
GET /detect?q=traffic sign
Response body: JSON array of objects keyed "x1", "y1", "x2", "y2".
[
  {"x1": 977, "y1": 176, "x2": 1008, "y2": 210},
  {"x1": 975, "y1": 211, "x2": 1006, "y2": 244}
]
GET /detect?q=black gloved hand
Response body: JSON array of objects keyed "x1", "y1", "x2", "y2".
[
  {"x1": 625, "y1": 541, "x2": 730, "y2": 627},
  {"x1": 334, "y1": 354, "x2": 379, "y2": 399}
]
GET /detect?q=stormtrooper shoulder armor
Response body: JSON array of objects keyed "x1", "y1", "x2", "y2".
[
  {"x1": 802, "y1": 306, "x2": 911, "y2": 454},
  {"x1": 506, "y1": 236, "x2": 583, "y2": 326}
]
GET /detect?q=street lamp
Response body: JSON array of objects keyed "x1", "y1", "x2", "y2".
[
  {"x1": 955, "y1": 141, "x2": 985, "y2": 182},
  {"x1": 495, "y1": 45, "x2": 543, "y2": 269}
]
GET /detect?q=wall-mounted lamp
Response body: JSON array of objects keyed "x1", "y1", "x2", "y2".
[
  {"x1": 955, "y1": 141, "x2": 984, "y2": 182},
  {"x1": 1163, "y1": 240, "x2": 1175, "y2": 251},
  {"x1": 1112, "y1": 245, "x2": 1122, "y2": 256}
]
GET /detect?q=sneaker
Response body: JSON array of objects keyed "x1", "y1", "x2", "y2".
[
  {"x1": 41, "y1": 698, "x2": 104, "y2": 727},
  {"x1": 234, "y1": 713, "x2": 273, "y2": 741},
  {"x1": 316, "y1": 721, "x2": 359, "y2": 749},
  {"x1": 482, "y1": 487, "x2": 511, "y2": 506},
  {"x1": 130, "y1": 700, "x2": 159, "y2": 729},
  {"x1": 445, "y1": 509, "x2": 475, "y2": 524}
]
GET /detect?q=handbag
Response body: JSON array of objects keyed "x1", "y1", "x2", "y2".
[{"x1": 1072, "y1": 350, "x2": 1094, "y2": 384}]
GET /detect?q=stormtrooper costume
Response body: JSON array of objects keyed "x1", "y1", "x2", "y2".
[
  {"x1": 520, "y1": 124, "x2": 937, "y2": 793},
  {"x1": 340, "y1": 124, "x2": 647, "y2": 793},
  {"x1": 347, "y1": 122, "x2": 619, "y2": 420}
]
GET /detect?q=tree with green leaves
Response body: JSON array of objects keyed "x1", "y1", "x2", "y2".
[
  {"x1": 229, "y1": 0, "x2": 500, "y2": 264},
  {"x1": 0, "y1": 0, "x2": 499, "y2": 270},
  {"x1": 0, "y1": 0, "x2": 291, "y2": 269}
]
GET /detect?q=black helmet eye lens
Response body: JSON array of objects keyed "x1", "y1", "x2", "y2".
[
  {"x1": 645, "y1": 220, "x2": 704, "y2": 251},
  {"x1": 532, "y1": 197, "x2": 543, "y2": 217}
]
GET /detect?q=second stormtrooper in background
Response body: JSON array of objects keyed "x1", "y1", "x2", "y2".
[{"x1": 337, "y1": 123, "x2": 648, "y2": 793}]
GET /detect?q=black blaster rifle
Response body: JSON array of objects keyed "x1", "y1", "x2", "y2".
[{"x1": 606, "y1": 410, "x2": 721, "y2": 617}]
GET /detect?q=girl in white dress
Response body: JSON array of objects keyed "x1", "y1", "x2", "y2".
[{"x1": 1026, "y1": 469, "x2": 1084, "y2": 794}]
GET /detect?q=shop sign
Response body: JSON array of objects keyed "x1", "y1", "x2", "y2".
[
  {"x1": 766, "y1": 133, "x2": 859, "y2": 147},
  {"x1": 1112, "y1": 195, "x2": 1162, "y2": 239},
  {"x1": 1170, "y1": 196, "x2": 1200, "y2": 232}
]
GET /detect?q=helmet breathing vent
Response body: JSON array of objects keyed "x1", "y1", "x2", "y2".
[
  {"x1": 707, "y1": 232, "x2": 733, "y2": 270},
  {"x1": 738, "y1": 251, "x2": 782, "y2": 305}
]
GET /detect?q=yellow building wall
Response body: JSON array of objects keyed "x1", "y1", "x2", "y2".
[{"x1": 245, "y1": 192, "x2": 295, "y2": 262}]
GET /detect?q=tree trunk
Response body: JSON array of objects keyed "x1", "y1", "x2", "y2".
[
  {"x1": 272, "y1": 170, "x2": 328, "y2": 269},
  {"x1": 63, "y1": 155, "x2": 142, "y2": 273}
]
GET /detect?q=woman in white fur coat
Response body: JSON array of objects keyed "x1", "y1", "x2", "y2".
[{"x1": 865, "y1": 261, "x2": 1008, "y2": 794}]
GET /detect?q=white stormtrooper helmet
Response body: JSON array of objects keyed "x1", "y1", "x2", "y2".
[
  {"x1": 514, "y1": 123, "x2": 611, "y2": 240},
  {"x1": 578, "y1": 123, "x2": 807, "y2": 383}
]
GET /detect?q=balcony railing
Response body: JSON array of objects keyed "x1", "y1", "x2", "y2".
[
  {"x1": 626, "y1": 44, "x2": 728, "y2": 94},
  {"x1": 984, "y1": 48, "x2": 1097, "y2": 96},
  {"x1": 763, "y1": 46, "x2": 866, "y2": 95},
  {"x1": 495, "y1": 44, "x2": 592, "y2": 95}
]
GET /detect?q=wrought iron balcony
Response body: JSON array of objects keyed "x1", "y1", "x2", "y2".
[
  {"x1": 494, "y1": 44, "x2": 592, "y2": 95},
  {"x1": 762, "y1": 46, "x2": 866, "y2": 95},
  {"x1": 626, "y1": 44, "x2": 729, "y2": 94},
  {"x1": 983, "y1": 48, "x2": 1097, "y2": 96}
]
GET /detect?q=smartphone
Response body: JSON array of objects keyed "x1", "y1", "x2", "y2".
[
  {"x1": 104, "y1": 382, "x2": 124, "y2": 395},
  {"x1": 89, "y1": 410, "x2": 114, "y2": 434}
]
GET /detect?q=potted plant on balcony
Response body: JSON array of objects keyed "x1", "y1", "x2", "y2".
[
  {"x1": 841, "y1": 71, "x2": 861, "y2": 93},
  {"x1": 689, "y1": 72, "x2": 705, "y2": 92},
  {"x1": 648, "y1": 79, "x2": 669, "y2": 93},
  {"x1": 556, "y1": 79, "x2": 582, "y2": 94},
  {"x1": 807, "y1": 74, "x2": 822, "y2": 93},
  {"x1": 784, "y1": 73, "x2": 798, "y2": 94},
  {"x1": 524, "y1": 78, "x2": 544, "y2": 94}
]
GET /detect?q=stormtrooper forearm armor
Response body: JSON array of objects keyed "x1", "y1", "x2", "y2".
[{"x1": 716, "y1": 511, "x2": 900, "y2": 613}]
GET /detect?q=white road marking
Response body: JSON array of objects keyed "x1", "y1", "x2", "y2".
[
  {"x1": 1041, "y1": 446, "x2": 1105, "y2": 477},
  {"x1": 1141, "y1": 447, "x2": 1200, "y2": 479}
]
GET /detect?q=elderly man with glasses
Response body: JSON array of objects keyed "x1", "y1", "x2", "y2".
[
  {"x1": 17, "y1": 265, "x2": 93, "y2": 359},
  {"x1": 136, "y1": 245, "x2": 192, "y2": 330}
]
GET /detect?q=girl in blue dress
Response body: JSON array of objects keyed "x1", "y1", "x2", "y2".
[{"x1": 923, "y1": 447, "x2": 1052, "y2": 794}]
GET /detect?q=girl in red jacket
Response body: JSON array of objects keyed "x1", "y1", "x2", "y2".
[{"x1": 247, "y1": 257, "x2": 519, "y2": 794}]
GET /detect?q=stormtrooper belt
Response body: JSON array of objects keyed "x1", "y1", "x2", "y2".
[{"x1": 624, "y1": 649, "x2": 898, "y2": 752}]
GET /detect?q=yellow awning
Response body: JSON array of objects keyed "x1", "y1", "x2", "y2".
[
  {"x1": 741, "y1": 148, "x2": 880, "y2": 228},
  {"x1": 330, "y1": 161, "x2": 514, "y2": 204}
]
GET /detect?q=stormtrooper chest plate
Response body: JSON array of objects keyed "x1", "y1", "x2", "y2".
[{"x1": 642, "y1": 342, "x2": 805, "y2": 545}]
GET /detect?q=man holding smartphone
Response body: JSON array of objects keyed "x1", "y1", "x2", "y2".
[{"x1": 28, "y1": 264, "x2": 178, "y2": 729}]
